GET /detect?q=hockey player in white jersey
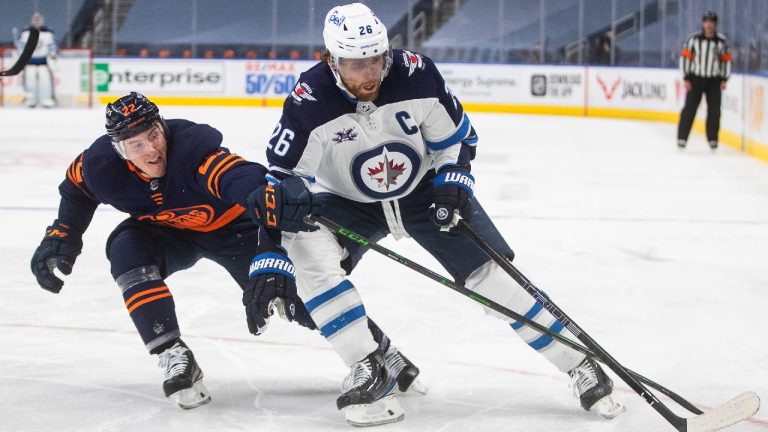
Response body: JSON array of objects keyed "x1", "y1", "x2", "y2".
[
  {"x1": 248, "y1": 3, "x2": 624, "y2": 426},
  {"x1": 15, "y1": 12, "x2": 57, "y2": 108}
]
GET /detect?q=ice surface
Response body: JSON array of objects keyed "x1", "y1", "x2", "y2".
[{"x1": 1, "y1": 107, "x2": 766, "y2": 431}]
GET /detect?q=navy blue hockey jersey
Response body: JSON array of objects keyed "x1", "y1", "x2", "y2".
[{"x1": 59, "y1": 119, "x2": 267, "y2": 233}]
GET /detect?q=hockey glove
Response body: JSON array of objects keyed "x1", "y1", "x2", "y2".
[
  {"x1": 247, "y1": 176, "x2": 319, "y2": 233},
  {"x1": 30, "y1": 220, "x2": 83, "y2": 293},
  {"x1": 242, "y1": 242, "x2": 316, "y2": 335},
  {"x1": 432, "y1": 165, "x2": 475, "y2": 230}
]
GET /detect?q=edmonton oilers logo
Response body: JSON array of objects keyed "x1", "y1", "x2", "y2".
[{"x1": 350, "y1": 142, "x2": 421, "y2": 199}]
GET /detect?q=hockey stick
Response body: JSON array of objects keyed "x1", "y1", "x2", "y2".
[
  {"x1": 307, "y1": 214, "x2": 705, "y2": 416},
  {"x1": 1, "y1": 28, "x2": 39, "y2": 77},
  {"x1": 456, "y1": 219, "x2": 760, "y2": 432}
]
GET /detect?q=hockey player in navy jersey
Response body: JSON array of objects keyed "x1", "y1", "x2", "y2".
[
  {"x1": 249, "y1": 3, "x2": 625, "y2": 426},
  {"x1": 30, "y1": 92, "x2": 317, "y2": 409}
]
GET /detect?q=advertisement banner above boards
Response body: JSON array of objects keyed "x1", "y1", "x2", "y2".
[
  {"x1": 586, "y1": 66, "x2": 685, "y2": 121},
  {"x1": 435, "y1": 63, "x2": 585, "y2": 115},
  {"x1": 93, "y1": 59, "x2": 226, "y2": 94}
]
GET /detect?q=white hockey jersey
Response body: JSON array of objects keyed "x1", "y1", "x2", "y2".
[
  {"x1": 16, "y1": 26, "x2": 57, "y2": 64},
  {"x1": 267, "y1": 50, "x2": 477, "y2": 203}
]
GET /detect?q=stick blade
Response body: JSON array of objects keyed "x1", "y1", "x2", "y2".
[{"x1": 686, "y1": 392, "x2": 760, "y2": 432}]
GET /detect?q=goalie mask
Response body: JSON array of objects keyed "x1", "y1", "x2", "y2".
[
  {"x1": 105, "y1": 92, "x2": 168, "y2": 159},
  {"x1": 323, "y1": 3, "x2": 392, "y2": 100}
]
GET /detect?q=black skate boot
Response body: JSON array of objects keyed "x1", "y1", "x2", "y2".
[
  {"x1": 384, "y1": 346, "x2": 427, "y2": 394},
  {"x1": 368, "y1": 319, "x2": 426, "y2": 394},
  {"x1": 336, "y1": 350, "x2": 404, "y2": 426},
  {"x1": 568, "y1": 357, "x2": 625, "y2": 419},
  {"x1": 157, "y1": 339, "x2": 211, "y2": 409}
]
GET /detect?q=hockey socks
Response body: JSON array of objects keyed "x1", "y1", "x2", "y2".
[
  {"x1": 465, "y1": 261, "x2": 586, "y2": 372},
  {"x1": 116, "y1": 265, "x2": 180, "y2": 354}
]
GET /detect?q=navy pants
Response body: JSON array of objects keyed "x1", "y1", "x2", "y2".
[
  {"x1": 105, "y1": 215, "x2": 259, "y2": 353},
  {"x1": 318, "y1": 171, "x2": 514, "y2": 284}
]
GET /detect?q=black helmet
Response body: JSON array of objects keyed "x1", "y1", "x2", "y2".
[
  {"x1": 702, "y1": 11, "x2": 718, "y2": 23},
  {"x1": 105, "y1": 92, "x2": 162, "y2": 142}
]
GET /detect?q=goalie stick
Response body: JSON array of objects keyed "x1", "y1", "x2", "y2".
[
  {"x1": 1, "y1": 28, "x2": 39, "y2": 77},
  {"x1": 456, "y1": 218, "x2": 760, "y2": 432},
  {"x1": 308, "y1": 215, "x2": 704, "y2": 417}
]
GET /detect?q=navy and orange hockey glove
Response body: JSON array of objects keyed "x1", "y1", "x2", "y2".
[
  {"x1": 243, "y1": 241, "x2": 316, "y2": 335},
  {"x1": 432, "y1": 165, "x2": 475, "y2": 229},
  {"x1": 30, "y1": 220, "x2": 83, "y2": 293},
  {"x1": 247, "y1": 176, "x2": 319, "y2": 233}
]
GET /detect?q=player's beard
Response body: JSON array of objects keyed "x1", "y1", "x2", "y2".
[{"x1": 346, "y1": 79, "x2": 380, "y2": 102}]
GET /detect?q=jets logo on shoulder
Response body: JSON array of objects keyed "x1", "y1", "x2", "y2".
[
  {"x1": 401, "y1": 50, "x2": 425, "y2": 76},
  {"x1": 351, "y1": 142, "x2": 422, "y2": 199},
  {"x1": 332, "y1": 127, "x2": 358, "y2": 144},
  {"x1": 290, "y1": 82, "x2": 316, "y2": 104}
]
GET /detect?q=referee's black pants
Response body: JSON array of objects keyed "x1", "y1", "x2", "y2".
[{"x1": 677, "y1": 77, "x2": 723, "y2": 143}]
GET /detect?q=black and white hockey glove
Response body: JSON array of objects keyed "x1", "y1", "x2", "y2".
[
  {"x1": 30, "y1": 220, "x2": 83, "y2": 293},
  {"x1": 432, "y1": 165, "x2": 475, "y2": 230},
  {"x1": 247, "y1": 176, "x2": 319, "y2": 233},
  {"x1": 242, "y1": 242, "x2": 316, "y2": 335}
]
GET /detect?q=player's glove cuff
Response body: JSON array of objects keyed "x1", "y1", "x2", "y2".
[{"x1": 432, "y1": 166, "x2": 475, "y2": 228}]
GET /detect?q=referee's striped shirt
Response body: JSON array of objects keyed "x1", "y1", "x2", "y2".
[{"x1": 680, "y1": 32, "x2": 732, "y2": 80}]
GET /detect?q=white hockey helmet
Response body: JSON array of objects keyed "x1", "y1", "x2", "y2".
[{"x1": 323, "y1": 3, "x2": 392, "y2": 91}]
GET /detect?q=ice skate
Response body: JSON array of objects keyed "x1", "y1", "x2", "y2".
[
  {"x1": 337, "y1": 350, "x2": 404, "y2": 427},
  {"x1": 569, "y1": 357, "x2": 625, "y2": 419},
  {"x1": 709, "y1": 140, "x2": 719, "y2": 150},
  {"x1": 677, "y1": 139, "x2": 687, "y2": 149},
  {"x1": 384, "y1": 344, "x2": 427, "y2": 395},
  {"x1": 368, "y1": 319, "x2": 426, "y2": 395},
  {"x1": 157, "y1": 339, "x2": 211, "y2": 409}
]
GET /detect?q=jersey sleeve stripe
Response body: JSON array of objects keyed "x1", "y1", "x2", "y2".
[
  {"x1": 197, "y1": 150, "x2": 226, "y2": 175},
  {"x1": 209, "y1": 155, "x2": 245, "y2": 198},
  {"x1": 425, "y1": 113, "x2": 471, "y2": 150},
  {"x1": 205, "y1": 153, "x2": 239, "y2": 197}
]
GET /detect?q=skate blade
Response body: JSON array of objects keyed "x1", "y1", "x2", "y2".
[
  {"x1": 591, "y1": 394, "x2": 626, "y2": 419},
  {"x1": 401, "y1": 376, "x2": 428, "y2": 395},
  {"x1": 170, "y1": 380, "x2": 212, "y2": 410},
  {"x1": 342, "y1": 394, "x2": 405, "y2": 427}
]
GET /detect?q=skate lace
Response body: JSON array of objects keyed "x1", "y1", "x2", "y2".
[
  {"x1": 569, "y1": 360, "x2": 598, "y2": 398},
  {"x1": 342, "y1": 358, "x2": 373, "y2": 392},
  {"x1": 384, "y1": 349, "x2": 406, "y2": 378},
  {"x1": 158, "y1": 344, "x2": 189, "y2": 380}
]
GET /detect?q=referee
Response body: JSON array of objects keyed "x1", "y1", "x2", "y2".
[{"x1": 677, "y1": 11, "x2": 732, "y2": 150}]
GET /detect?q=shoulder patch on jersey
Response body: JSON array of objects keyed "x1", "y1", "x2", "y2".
[
  {"x1": 400, "y1": 50, "x2": 426, "y2": 76},
  {"x1": 332, "y1": 127, "x2": 358, "y2": 144},
  {"x1": 290, "y1": 82, "x2": 317, "y2": 104}
]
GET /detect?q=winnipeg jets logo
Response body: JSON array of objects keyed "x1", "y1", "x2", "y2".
[
  {"x1": 367, "y1": 148, "x2": 407, "y2": 190},
  {"x1": 401, "y1": 50, "x2": 425, "y2": 77},
  {"x1": 351, "y1": 143, "x2": 421, "y2": 199},
  {"x1": 332, "y1": 127, "x2": 358, "y2": 144},
  {"x1": 290, "y1": 82, "x2": 316, "y2": 104}
]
